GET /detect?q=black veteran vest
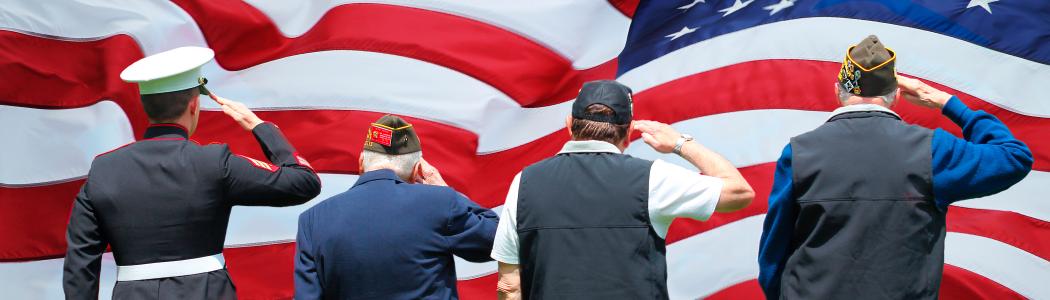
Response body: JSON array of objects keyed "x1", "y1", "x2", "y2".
[
  {"x1": 784, "y1": 111, "x2": 943, "y2": 299},
  {"x1": 516, "y1": 151, "x2": 668, "y2": 300}
]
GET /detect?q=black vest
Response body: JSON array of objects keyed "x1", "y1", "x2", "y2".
[
  {"x1": 516, "y1": 151, "x2": 667, "y2": 299},
  {"x1": 784, "y1": 111, "x2": 943, "y2": 299}
]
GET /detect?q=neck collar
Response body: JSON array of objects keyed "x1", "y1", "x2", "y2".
[
  {"x1": 144, "y1": 123, "x2": 189, "y2": 139},
  {"x1": 353, "y1": 169, "x2": 404, "y2": 188},
  {"x1": 828, "y1": 104, "x2": 901, "y2": 121},
  {"x1": 558, "y1": 140, "x2": 622, "y2": 154}
]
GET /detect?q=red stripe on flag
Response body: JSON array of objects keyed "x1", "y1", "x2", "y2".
[
  {"x1": 224, "y1": 242, "x2": 296, "y2": 300},
  {"x1": 940, "y1": 264, "x2": 1027, "y2": 300},
  {"x1": 456, "y1": 273, "x2": 498, "y2": 300},
  {"x1": 606, "y1": 0, "x2": 641, "y2": 18},
  {"x1": 0, "y1": 179, "x2": 82, "y2": 262},
  {"x1": 705, "y1": 279, "x2": 764, "y2": 300},
  {"x1": 170, "y1": 0, "x2": 616, "y2": 108},
  {"x1": 948, "y1": 206, "x2": 1050, "y2": 261},
  {"x1": 0, "y1": 31, "x2": 148, "y2": 137}
]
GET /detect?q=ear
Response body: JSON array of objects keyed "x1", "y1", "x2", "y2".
[
  {"x1": 624, "y1": 122, "x2": 635, "y2": 148},
  {"x1": 357, "y1": 153, "x2": 365, "y2": 174},
  {"x1": 189, "y1": 95, "x2": 200, "y2": 116},
  {"x1": 410, "y1": 160, "x2": 424, "y2": 183},
  {"x1": 565, "y1": 115, "x2": 573, "y2": 138}
]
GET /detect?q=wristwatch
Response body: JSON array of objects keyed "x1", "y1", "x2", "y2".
[{"x1": 673, "y1": 133, "x2": 694, "y2": 155}]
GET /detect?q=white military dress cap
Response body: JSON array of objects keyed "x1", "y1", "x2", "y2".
[{"x1": 120, "y1": 46, "x2": 215, "y2": 95}]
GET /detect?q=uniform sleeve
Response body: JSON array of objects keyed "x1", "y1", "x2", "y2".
[
  {"x1": 647, "y1": 159, "x2": 723, "y2": 238},
  {"x1": 223, "y1": 122, "x2": 322, "y2": 206},
  {"x1": 758, "y1": 144, "x2": 798, "y2": 300},
  {"x1": 63, "y1": 182, "x2": 107, "y2": 300},
  {"x1": 931, "y1": 97, "x2": 1034, "y2": 210},
  {"x1": 490, "y1": 173, "x2": 521, "y2": 264},
  {"x1": 294, "y1": 212, "x2": 323, "y2": 300},
  {"x1": 445, "y1": 189, "x2": 499, "y2": 263}
]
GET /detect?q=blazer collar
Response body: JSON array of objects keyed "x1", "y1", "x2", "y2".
[
  {"x1": 143, "y1": 123, "x2": 189, "y2": 139},
  {"x1": 353, "y1": 169, "x2": 404, "y2": 188}
]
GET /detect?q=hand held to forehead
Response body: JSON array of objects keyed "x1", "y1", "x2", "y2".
[
  {"x1": 896, "y1": 75, "x2": 951, "y2": 109},
  {"x1": 634, "y1": 120, "x2": 681, "y2": 154},
  {"x1": 211, "y1": 93, "x2": 264, "y2": 131}
]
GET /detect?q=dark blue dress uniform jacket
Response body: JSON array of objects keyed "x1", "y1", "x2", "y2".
[
  {"x1": 63, "y1": 123, "x2": 321, "y2": 300},
  {"x1": 294, "y1": 169, "x2": 499, "y2": 300}
]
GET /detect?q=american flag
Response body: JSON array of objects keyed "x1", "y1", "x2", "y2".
[{"x1": 1, "y1": 0, "x2": 1047, "y2": 299}]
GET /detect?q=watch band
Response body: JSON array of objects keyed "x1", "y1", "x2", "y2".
[{"x1": 673, "y1": 134, "x2": 694, "y2": 155}]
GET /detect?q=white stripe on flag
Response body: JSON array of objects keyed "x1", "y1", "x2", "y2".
[{"x1": 0, "y1": 101, "x2": 133, "y2": 186}]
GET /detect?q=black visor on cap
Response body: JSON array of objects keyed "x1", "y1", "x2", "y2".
[
  {"x1": 197, "y1": 77, "x2": 210, "y2": 95},
  {"x1": 572, "y1": 80, "x2": 633, "y2": 125}
]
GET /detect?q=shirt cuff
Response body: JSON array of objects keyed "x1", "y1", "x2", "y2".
[{"x1": 491, "y1": 253, "x2": 519, "y2": 265}]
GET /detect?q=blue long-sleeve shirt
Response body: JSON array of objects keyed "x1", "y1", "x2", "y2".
[{"x1": 757, "y1": 97, "x2": 1033, "y2": 299}]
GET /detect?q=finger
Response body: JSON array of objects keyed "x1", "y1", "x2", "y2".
[
  {"x1": 896, "y1": 75, "x2": 921, "y2": 91},
  {"x1": 634, "y1": 122, "x2": 656, "y2": 133},
  {"x1": 641, "y1": 132, "x2": 658, "y2": 145},
  {"x1": 221, "y1": 105, "x2": 245, "y2": 120},
  {"x1": 902, "y1": 93, "x2": 921, "y2": 103},
  {"x1": 208, "y1": 93, "x2": 224, "y2": 105}
]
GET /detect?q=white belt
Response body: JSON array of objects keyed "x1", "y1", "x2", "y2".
[{"x1": 116, "y1": 254, "x2": 225, "y2": 281}]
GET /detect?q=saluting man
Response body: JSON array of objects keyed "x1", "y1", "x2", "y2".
[
  {"x1": 758, "y1": 36, "x2": 1033, "y2": 299},
  {"x1": 63, "y1": 47, "x2": 322, "y2": 299},
  {"x1": 294, "y1": 115, "x2": 499, "y2": 300}
]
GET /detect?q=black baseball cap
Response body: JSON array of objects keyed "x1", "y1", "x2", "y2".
[{"x1": 572, "y1": 80, "x2": 633, "y2": 125}]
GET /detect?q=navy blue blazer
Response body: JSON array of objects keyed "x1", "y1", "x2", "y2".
[{"x1": 295, "y1": 169, "x2": 499, "y2": 300}]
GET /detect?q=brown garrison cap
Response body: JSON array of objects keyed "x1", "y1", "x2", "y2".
[
  {"x1": 838, "y1": 35, "x2": 898, "y2": 97},
  {"x1": 363, "y1": 115, "x2": 421, "y2": 155}
]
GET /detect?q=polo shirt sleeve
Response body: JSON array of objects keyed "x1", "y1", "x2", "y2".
[
  {"x1": 647, "y1": 159, "x2": 724, "y2": 238},
  {"x1": 490, "y1": 172, "x2": 522, "y2": 264}
]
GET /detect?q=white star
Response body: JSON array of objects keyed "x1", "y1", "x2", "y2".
[
  {"x1": 678, "y1": 0, "x2": 705, "y2": 10},
  {"x1": 718, "y1": 0, "x2": 756, "y2": 17},
  {"x1": 665, "y1": 26, "x2": 698, "y2": 41},
  {"x1": 763, "y1": 0, "x2": 795, "y2": 15},
  {"x1": 967, "y1": 0, "x2": 999, "y2": 14}
]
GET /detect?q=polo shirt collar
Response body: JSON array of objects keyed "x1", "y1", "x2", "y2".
[
  {"x1": 827, "y1": 104, "x2": 901, "y2": 121},
  {"x1": 557, "y1": 140, "x2": 622, "y2": 154}
]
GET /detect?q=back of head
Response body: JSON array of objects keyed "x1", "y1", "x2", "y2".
[
  {"x1": 360, "y1": 114, "x2": 423, "y2": 179},
  {"x1": 570, "y1": 80, "x2": 634, "y2": 146},
  {"x1": 571, "y1": 104, "x2": 630, "y2": 145},
  {"x1": 837, "y1": 35, "x2": 898, "y2": 106},
  {"x1": 140, "y1": 87, "x2": 198, "y2": 123}
]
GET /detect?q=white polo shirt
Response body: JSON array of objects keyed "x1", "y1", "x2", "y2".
[{"x1": 490, "y1": 140, "x2": 724, "y2": 264}]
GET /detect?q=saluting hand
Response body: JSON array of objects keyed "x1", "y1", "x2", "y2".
[
  {"x1": 413, "y1": 158, "x2": 448, "y2": 186},
  {"x1": 897, "y1": 75, "x2": 952, "y2": 109},
  {"x1": 633, "y1": 120, "x2": 682, "y2": 154},
  {"x1": 210, "y1": 94, "x2": 264, "y2": 131}
]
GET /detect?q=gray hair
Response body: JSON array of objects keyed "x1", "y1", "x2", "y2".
[
  {"x1": 360, "y1": 150, "x2": 422, "y2": 179},
  {"x1": 837, "y1": 84, "x2": 897, "y2": 106}
]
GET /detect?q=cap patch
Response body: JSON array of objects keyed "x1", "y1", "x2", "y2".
[{"x1": 368, "y1": 124, "x2": 393, "y2": 147}]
